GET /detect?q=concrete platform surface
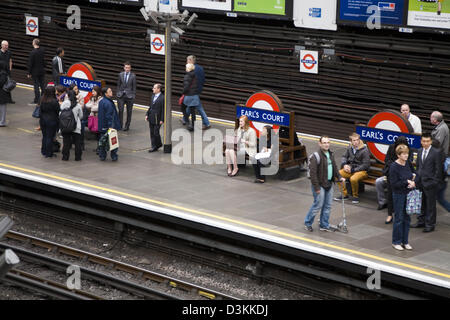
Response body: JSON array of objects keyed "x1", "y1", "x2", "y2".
[{"x1": 0, "y1": 86, "x2": 449, "y2": 290}]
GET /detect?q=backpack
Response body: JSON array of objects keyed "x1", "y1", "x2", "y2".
[
  {"x1": 306, "y1": 152, "x2": 320, "y2": 179},
  {"x1": 59, "y1": 106, "x2": 77, "y2": 134}
]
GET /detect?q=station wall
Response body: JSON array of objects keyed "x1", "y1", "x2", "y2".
[{"x1": 0, "y1": 0, "x2": 449, "y2": 139}]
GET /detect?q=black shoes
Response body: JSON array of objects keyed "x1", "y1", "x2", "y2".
[
  {"x1": 410, "y1": 223, "x2": 425, "y2": 228},
  {"x1": 123, "y1": 127, "x2": 129, "y2": 131},
  {"x1": 377, "y1": 203, "x2": 388, "y2": 210},
  {"x1": 148, "y1": 146, "x2": 160, "y2": 152},
  {"x1": 423, "y1": 227, "x2": 435, "y2": 233}
]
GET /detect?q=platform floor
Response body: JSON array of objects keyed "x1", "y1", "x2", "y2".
[{"x1": 0, "y1": 86, "x2": 449, "y2": 290}]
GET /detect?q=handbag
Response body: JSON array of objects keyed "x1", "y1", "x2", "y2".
[
  {"x1": 32, "y1": 105, "x2": 40, "y2": 118},
  {"x1": 406, "y1": 189, "x2": 422, "y2": 215},
  {"x1": 87, "y1": 115, "x2": 98, "y2": 132},
  {"x1": 2, "y1": 75, "x2": 16, "y2": 92},
  {"x1": 178, "y1": 94, "x2": 185, "y2": 106}
]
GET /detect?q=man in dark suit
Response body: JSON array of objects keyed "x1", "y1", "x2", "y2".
[
  {"x1": 412, "y1": 133, "x2": 443, "y2": 232},
  {"x1": 52, "y1": 47, "x2": 65, "y2": 84},
  {"x1": 145, "y1": 83, "x2": 164, "y2": 152},
  {"x1": 27, "y1": 38, "x2": 46, "y2": 104},
  {"x1": 116, "y1": 61, "x2": 136, "y2": 131}
]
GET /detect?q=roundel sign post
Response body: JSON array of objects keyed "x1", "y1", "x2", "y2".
[
  {"x1": 151, "y1": 34, "x2": 165, "y2": 55},
  {"x1": 25, "y1": 16, "x2": 39, "y2": 36},
  {"x1": 236, "y1": 90, "x2": 290, "y2": 138},
  {"x1": 356, "y1": 110, "x2": 421, "y2": 163},
  {"x1": 300, "y1": 50, "x2": 318, "y2": 74},
  {"x1": 60, "y1": 62, "x2": 105, "y2": 104}
]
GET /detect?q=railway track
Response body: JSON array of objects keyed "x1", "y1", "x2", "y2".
[{"x1": 0, "y1": 231, "x2": 239, "y2": 300}]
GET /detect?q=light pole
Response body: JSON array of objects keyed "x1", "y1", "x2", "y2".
[{"x1": 140, "y1": 2, "x2": 197, "y2": 154}]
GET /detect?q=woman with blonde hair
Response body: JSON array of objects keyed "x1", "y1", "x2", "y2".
[
  {"x1": 182, "y1": 63, "x2": 210, "y2": 131},
  {"x1": 224, "y1": 115, "x2": 257, "y2": 177},
  {"x1": 389, "y1": 144, "x2": 416, "y2": 251}
]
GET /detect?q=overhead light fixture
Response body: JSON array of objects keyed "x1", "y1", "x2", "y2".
[{"x1": 186, "y1": 13, "x2": 198, "y2": 28}]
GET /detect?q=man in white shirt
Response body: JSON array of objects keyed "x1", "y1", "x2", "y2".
[{"x1": 400, "y1": 104, "x2": 422, "y2": 134}]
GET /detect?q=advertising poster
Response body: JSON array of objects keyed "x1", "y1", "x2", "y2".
[
  {"x1": 293, "y1": 0, "x2": 337, "y2": 30},
  {"x1": 407, "y1": 0, "x2": 450, "y2": 29},
  {"x1": 234, "y1": 0, "x2": 286, "y2": 15},
  {"x1": 339, "y1": 0, "x2": 404, "y2": 25},
  {"x1": 181, "y1": 0, "x2": 232, "y2": 11}
]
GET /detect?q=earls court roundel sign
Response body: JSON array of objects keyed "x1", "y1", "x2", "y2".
[
  {"x1": 236, "y1": 90, "x2": 287, "y2": 138},
  {"x1": 356, "y1": 110, "x2": 421, "y2": 163},
  {"x1": 60, "y1": 62, "x2": 104, "y2": 104}
]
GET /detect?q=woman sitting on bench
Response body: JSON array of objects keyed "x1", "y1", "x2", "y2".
[{"x1": 225, "y1": 115, "x2": 257, "y2": 177}]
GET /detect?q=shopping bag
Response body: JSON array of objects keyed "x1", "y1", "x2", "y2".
[
  {"x1": 32, "y1": 106, "x2": 40, "y2": 118},
  {"x1": 406, "y1": 189, "x2": 422, "y2": 215},
  {"x1": 108, "y1": 128, "x2": 119, "y2": 151},
  {"x1": 178, "y1": 95, "x2": 185, "y2": 106},
  {"x1": 87, "y1": 115, "x2": 98, "y2": 132}
]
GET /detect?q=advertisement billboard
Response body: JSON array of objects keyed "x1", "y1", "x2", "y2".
[
  {"x1": 181, "y1": 0, "x2": 232, "y2": 11},
  {"x1": 338, "y1": 0, "x2": 405, "y2": 26},
  {"x1": 407, "y1": 0, "x2": 450, "y2": 29},
  {"x1": 233, "y1": 0, "x2": 286, "y2": 15},
  {"x1": 293, "y1": 0, "x2": 337, "y2": 30}
]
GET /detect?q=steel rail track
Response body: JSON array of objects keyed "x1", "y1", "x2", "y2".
[
  {"x1": 1, "y1": 231, "x2": 238, "y2": 300},
  {"x1": 4, "y1": 269, "x2": 103, "y2": 300}
]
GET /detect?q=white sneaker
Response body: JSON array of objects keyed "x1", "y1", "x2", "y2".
[
  {"x1": 392, "y1": 244, "x2": 404, "y2": 251},
  {"x1": 403, "y1": 244, "x2": 413, "y2": 250}
]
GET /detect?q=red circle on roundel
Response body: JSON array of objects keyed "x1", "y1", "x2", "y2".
[
  {"x1": 366, "y1": 111, "x2": 411, "y2": 163},
  {"x1": 67, "y1": 63, "x2": 96, "y2": 104},
  {"x1": 302, "y1": 54, "x2": 316, "y2": 70},
  {"x1": 27, "y1": 19, "x2": 37, "y2": 33},
  {"x1": 246, "y1": 91, "x2": 282, "y2": 138},
  {"x1": 67, "y1": 63, "x2": 95, "y2": 81},
  {"x1": 152, "y1": 37, "x2": 164, "y2": 51}
]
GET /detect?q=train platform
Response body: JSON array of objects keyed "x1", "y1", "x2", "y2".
[{"x1": 0, "y1": 86, "x2": 449, "y2": 293}]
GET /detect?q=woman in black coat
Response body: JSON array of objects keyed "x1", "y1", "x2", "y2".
[
  {"x1": 39, "y1": 86, "x2": 60, "y2": 158},
  {"x1": 0, "y1": 61, "x2": 10, "y2": 127}
]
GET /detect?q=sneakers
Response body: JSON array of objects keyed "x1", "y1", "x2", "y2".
[
  {"x1": 392, "y1": 244, "x2": 404, "y2": 251},
  {"x1": 403, "y1": 244, "x2": 413, "y2": 250},
  {"x1": 351, "y1": 197, "x2": 360, "y2": 204},
  {"x1": 334, "y1": 195, "x2": 349, "y2": 201},
  {"x1": 320, "y1": 225, "x2": 337, "y2": 232},
  {"x1": 304, "y1": 225, "x2": 313, "y2": 232}
]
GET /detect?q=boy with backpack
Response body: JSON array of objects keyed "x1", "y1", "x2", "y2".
[{"x1": 304, "y1": 136, "x2": 345, "y2": 232}]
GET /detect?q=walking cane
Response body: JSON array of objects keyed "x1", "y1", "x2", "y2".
[{"x1": 337, "y1": 180, "x2": 349, "y2": 233}]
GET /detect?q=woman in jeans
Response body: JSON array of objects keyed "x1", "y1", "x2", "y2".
[
  {"x1": 182, "y1": 63, "x2": 210, "y2": 131},
  {"x1": 39, "y1": 86, "x2": 60, "y2": 158},
  {"x1": 389, "y1": 144, "x2": 416, "y2": 251}
]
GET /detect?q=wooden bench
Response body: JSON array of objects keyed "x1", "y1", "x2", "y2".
[{"x1": 224, "y1": 110, "x2": 308, "y2": 180}]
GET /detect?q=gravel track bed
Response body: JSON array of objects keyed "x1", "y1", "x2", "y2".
[{"x1": 0, "y1": 208, "x2": 315, "y2": 300}]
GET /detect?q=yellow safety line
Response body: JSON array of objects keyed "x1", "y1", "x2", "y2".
[
  {"x1": 0, "y1": 162, "x2": 449, "y2": 281},
  {"x1": 16, "y1": 128, "x2": 34, "y2": 134}
]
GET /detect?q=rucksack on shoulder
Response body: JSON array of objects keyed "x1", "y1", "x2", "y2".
[
  {"x1": 59, "y1": 107, "x2": 76, "y2": 134},
  {"x1": 306, "y1": 152, "x2": 320, "y2": 179}
]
